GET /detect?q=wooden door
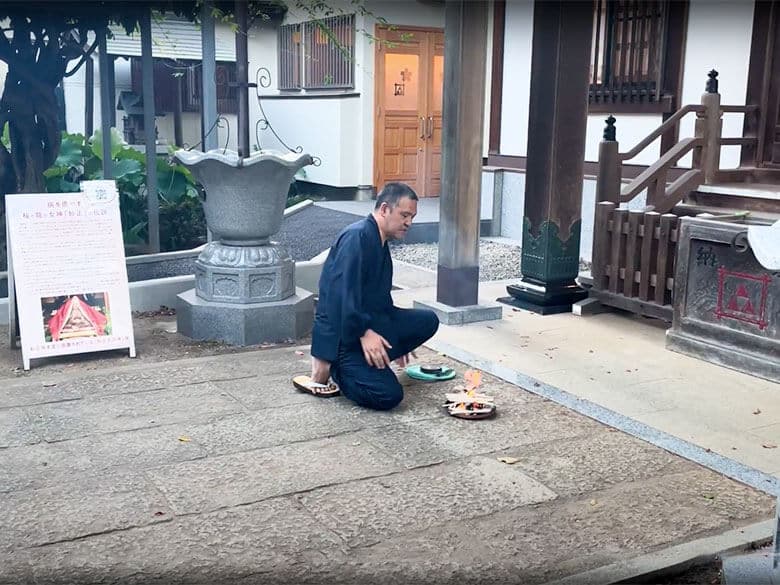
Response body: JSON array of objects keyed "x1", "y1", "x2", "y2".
[
  {"x1": 423, "y1": 32, "x2": 444, "y2": 196},
  {"x1": 374, "y1": 27, "x2": 443, "y2": 197}
]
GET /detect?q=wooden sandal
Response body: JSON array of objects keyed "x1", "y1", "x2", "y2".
[{"x1": 292, "y1": 375, "x2": 340, "y2": 398}]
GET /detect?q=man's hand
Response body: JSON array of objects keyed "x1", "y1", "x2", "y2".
[
  {"x1": 360, "y1": 329, "x2": 392, "y2": 368},
  {"x1": 394, "y1": 351, "x2": 418, "y2": 368}
]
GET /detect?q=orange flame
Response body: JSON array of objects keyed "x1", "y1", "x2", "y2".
[{"x1": 464, "y1": 369, "x2": 482, "y2": 395}]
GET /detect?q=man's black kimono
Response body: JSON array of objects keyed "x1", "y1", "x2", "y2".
[{"x1": 311, "y1": 215, "x2": 438, "y2": 410}]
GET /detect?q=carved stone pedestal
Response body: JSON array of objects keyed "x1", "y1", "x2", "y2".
[{"x1": 194, "y1": 242, "x2": 294, "y2": 304}]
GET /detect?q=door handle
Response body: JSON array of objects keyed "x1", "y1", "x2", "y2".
[
  {"x1": 419, "y1": 116, "x2": 426, "y2": 140},
  {"x1": 426, "y1": 116, "x2": 433, "y2": 139}
]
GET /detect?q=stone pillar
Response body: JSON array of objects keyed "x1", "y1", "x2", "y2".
[
  {"x1": 414, "y1": 0, "x2": 501, "y2": 325},
  {"x1": 500, "y1": 0, "x2": 593, "y2": 315}
]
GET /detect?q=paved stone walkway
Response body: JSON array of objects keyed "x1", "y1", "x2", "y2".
[{"x1": 0, "y1": 346, "x2": 775, "y2": 584}]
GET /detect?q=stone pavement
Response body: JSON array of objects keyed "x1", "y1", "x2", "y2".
[
  {"x1": 0, "y1": 342, "x2": 775, "y2": 585},
  {"x1": 391, "y1": 278, "x2": 780, "y2": 478}
]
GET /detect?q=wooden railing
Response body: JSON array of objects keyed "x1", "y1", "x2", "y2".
[
  {"x1": 590, "y1": 70, "x2": 759, "y2": 321},
  {"x1": 591, "y1": 203, "x2": 679, "y2": 321}
]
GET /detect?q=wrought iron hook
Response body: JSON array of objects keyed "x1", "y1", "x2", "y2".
[{"x1": 253, "y1": 66, "x2": 321, "y2": 166}]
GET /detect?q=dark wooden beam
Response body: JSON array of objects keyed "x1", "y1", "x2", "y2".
[
  {"x1": 660, "y1": 0, "x2": 690, "y2": 155},
  {"x1": 141, "y1": 9, "x2": 160, "y2": 253},
  {"x1": 741, "y1": 0, "x2": 774, "y2": 166},
  {"x1": 488, "y1": 0, "x2": 505, "y2": 155},
  {"x1": 501, "y1": 0, "x2": 592, "y2": 314}
]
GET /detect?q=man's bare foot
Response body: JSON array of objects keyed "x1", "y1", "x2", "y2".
[{"x1": 311, "y1": 356, "x2": 331, "y2": 385}]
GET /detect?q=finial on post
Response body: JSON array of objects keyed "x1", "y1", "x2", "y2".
[
  {"x1": 603, "y1": 115, "x2": 616, "y2": 141},
  {"x1": 706, "y1": 70, "x2": 719, "y2": 94}
]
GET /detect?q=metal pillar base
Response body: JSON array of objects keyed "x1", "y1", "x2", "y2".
[{"x1": 498, "y1": 278, "x2": 587, "y2": 315}]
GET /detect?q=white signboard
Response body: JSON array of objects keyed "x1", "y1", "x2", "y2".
[{"x1": 6, "y1": 181, "x2": 136, "y2": 370}]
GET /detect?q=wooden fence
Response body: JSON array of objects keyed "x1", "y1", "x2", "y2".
[{"x1": 590, "y1": 201, "x2": 679, "y2": 321}]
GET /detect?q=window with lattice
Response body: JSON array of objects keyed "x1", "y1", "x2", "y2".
[{"x1": 278, "y1": 14, "x2": 355, "y2": 91}]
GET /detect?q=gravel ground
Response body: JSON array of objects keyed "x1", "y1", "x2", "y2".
[
  {"x1": 391, "y1": 240, "x2": 523, "y2": 281},
  {"x1": 391, "y1": 239, "x2": 593, "y2": 281}
]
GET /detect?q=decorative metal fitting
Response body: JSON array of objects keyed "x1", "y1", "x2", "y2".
[
  {"x1": 706, "y1": 69, "x2": 719, "y2": 94},
  {"x1": 603, "y1": 115, "x2": 617, "y2": 141},
  {"x1": 254, "y1": 67, "x2": 321, "y2": 165}
]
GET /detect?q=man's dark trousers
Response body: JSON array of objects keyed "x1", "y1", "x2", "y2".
[{"x1": 331, "y1": 307, "x2": 439, "y2": 410}]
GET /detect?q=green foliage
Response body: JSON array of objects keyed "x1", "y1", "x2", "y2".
[{"x1": 44, "y1": 131, "x2": 206, "y2": 254}]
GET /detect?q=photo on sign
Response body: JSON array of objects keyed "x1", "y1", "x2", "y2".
[{"x1": 41, "y1": 292, "x2": 111, "y2": 342}]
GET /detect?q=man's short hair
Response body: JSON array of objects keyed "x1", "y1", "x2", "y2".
[{"x1": 375, "y1": 182, "x2": 419, "y2": 210}]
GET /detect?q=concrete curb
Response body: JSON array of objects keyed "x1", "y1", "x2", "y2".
[
  {"x1": 0, "y1": 253, "x2": 328, "y2": 326},
  {"x1": 284, "y1": 198, "x2": 314, "y2": 217},
  {"x1": 543, "y1": 520, "x2": 774, "y2": 585}
]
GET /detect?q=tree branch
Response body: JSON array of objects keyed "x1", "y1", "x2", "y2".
[{"x1": 64, "y1": 35, "x2": 100, "y2": 77}]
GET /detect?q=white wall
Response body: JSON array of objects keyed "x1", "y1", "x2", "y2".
[
  {"x1": 498, "y1": 0, "x2": 756, "y2": 169},
  {"x1": 499, "y1": 0, "x2": 533, "y2": 157},
  {"x1": 251, "y1": 0, "x2": 446, "y2": 187},
  {"x1": 678, "y1": 0, "x2": 754, "y2": 168}
]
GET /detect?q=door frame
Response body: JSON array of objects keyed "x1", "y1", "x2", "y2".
[{"x1": 373, "y1": 24, "x2": 445, "y2": 195}]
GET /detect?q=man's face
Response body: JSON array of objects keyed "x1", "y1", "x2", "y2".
[{"x1": 379, "y1": 197, "x2": 418, "y2": 240}]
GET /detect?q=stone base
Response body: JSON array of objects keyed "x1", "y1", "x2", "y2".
[
  {"x1": 413, "y1": 299, "x2": 502, "y2": 326},
  {"x1": 176, "y1": 287, "x2": 314, "y2": 346},
  {"x1": 499, "y1": 279, "x2": 587, "y2": 315},
  {"x1": 666, "y1": 329, "x2": 780, "y2": 384}
]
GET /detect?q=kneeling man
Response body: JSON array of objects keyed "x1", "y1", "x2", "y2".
[{"x1": 295, "y1": 182, "x2": 439, "y2": 410}]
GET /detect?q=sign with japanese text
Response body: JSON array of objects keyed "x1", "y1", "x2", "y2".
[{"x1": 6, "y1": 181, "x2": 136, "y2": 369}]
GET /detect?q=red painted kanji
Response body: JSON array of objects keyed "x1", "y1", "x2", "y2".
[{"x1": 715, "y1": 268, "x2": 771, "y2": 330}]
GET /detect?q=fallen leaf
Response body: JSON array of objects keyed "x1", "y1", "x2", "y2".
[
  {"x1": 497, "y1": 456, "x2": 520, "y2": 465},
  {"x1": 590, "y1": 499, "x2": 597, "y2": 506},
  {"x1": 753, "y1": 408, "x2": 762, "y2": 415},
  {"x1": 762, "y1": 443, "x2": 777, "y2": 449},
  {"x1": 177, "y1": 436, "x2": 192, "y2": 443}
]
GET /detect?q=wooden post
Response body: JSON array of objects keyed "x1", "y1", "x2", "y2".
[
  {"x1": 701, "y1": 69, "x2": 722, "y2": 185},
  {"x1": 97, "y1": 28, "x2": 113, "y2": 179},
  {"x1": 201, "y1": 0, "x2": 219, "y2": 152},
  {"x1": 503, "y1": 0, "x2": 593, "y2": 314},
  {"x1": 141, "y1": 9, "x2": 160, "y2": 253},
  {"x1": 235, "y1": 0, "x2": 250, "y2": 158},
  {"x1": 436, "y1": 0, "x2": 489, "y2": 307},
  {"x1": 596, "y1": 115, "x2": 621, "y2": 204},
  {"x1": 84, "y1": 54, "x2": 94, "y2": 138}
]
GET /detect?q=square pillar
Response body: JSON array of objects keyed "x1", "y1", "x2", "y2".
[
  {"x1": 417, "y1": 0, "x2": 502, "y2": 325},
  {"x1": 500, "y1": 0, "x2": 593, "y2": 314}
]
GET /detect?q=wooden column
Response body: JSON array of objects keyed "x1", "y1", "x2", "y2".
[
  {"x1": 140, "y1": 9, "x2": 160, "y2": 253},
  {"x1": 436, "y1": 0, "x2": 488, "y2": 308},
  {"x1": 97, "y1": 28, "x2": 113, "y2": 179},
  {"x1": 201, "y1": 0, "x2": 219, "y2": 152},
  {"x1": 84, "y1": 54, "x2": 94, "y2": 138},
  {"x1": 503, "y1": 0, "x2": 592, "y2": 314},
  {"x1": 235, "y1": 0, "x2": 250, "y2": 158}
]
